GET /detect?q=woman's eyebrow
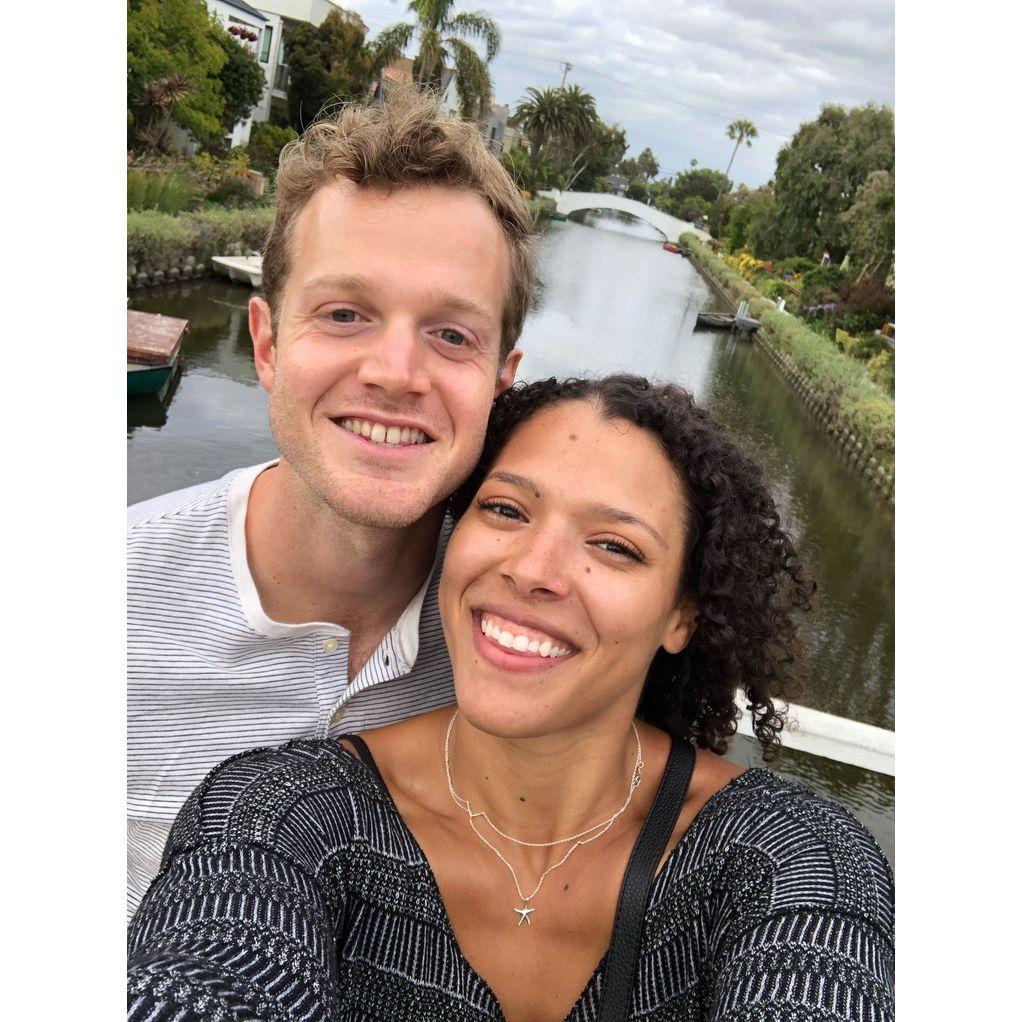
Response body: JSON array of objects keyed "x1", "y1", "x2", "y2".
[
  {"x1": 484, "y1": 472, "x2": 667, "y2": 548},
  {"x1": 585, "y1": 503, "x2": 667, "y2": 547}
]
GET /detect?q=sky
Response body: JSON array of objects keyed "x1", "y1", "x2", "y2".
[{"x1": 347, "y1": 0, "x2": 894, "y2": 189}]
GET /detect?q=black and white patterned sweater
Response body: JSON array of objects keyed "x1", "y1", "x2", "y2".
[{"x1": 128, "y1": 739, "x2": 894, "y2": 1021}]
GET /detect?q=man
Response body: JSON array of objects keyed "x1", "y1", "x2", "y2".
[{"x1": 127, "y1": 93, "x2": 536, "y2": 918}]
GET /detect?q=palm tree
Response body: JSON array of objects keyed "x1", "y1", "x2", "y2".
[
  {"x1": 723, "y1": 119, "x2": 758, "y2": 181},
  {"x1": 512, "y1": 85, "x2": 597, "y2": 183},
  {"x1": 372, "y1": 1, "x2": 501, "y2": 119}
]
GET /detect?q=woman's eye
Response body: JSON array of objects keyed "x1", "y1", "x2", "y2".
[
  {"x1": 438, "y1": 328, "x2": 467, "y2": 346},
  {"x1": 593, "y1": 538, "x2": 643, "y2": 562},
  {"x1": 477, "y1": 499, "x2": 523, "y2": 521},
  {"x1": 330, "y1": 309, "x2": 359, "y2": 323}
]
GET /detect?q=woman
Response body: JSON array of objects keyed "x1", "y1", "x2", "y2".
[{"x1": 128, "y1": 376, "x2": 894, "y2": 1021}]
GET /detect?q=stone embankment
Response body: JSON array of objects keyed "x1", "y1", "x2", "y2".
[{"x1": 680, "y1": 235, "x2": 894, "y2": 508}]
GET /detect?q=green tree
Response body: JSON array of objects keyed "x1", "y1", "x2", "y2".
[
  {"x1": 636, "y1": 147, "x2": 659, "y2": 182},
  {"x1": 670, "y1": 167, "x2": 731, "y2": 204},
  {"x1": 568, "y1": 120, "x2": 627, "y2": 191},
  {"x1": 247, "y1": 122, "x2": 298, "y2": 172},
  {"x1": 722, "y1": 119, "x2": 758, "y2": 189},
  {"x1": 512, "y1": 85, "x2": 597, "y2": 183},
  {"x1": 840, "y1": 169, "x2": 894, "y2": 280},
  {"x1": 773, "y1": 103, "x2": 895, "y2": 260},
  {"x1": 127, "y1": 0, "x2": 228, "y2": 147},
  {"x1": 218, "y1": 31, "x2": 266, "y2": 136},
  {"x1": 286, "y1": 10, "x2": 374, "y2": 131},
  {"x1": 616, "y1": 156, "x2": 641, "y2": 180},
  {"x1": 372, "y1": 0, "x2": 501, "y2": 119}
]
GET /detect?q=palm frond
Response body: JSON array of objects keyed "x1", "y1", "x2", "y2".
[
  {"x1": 446, "y1": 11, "x2": 502, "y2": 62},
  {"x1": 447, "y1": 37, "x2": 493, "y2": 119},
  {"x1": 370, "y1": 22, "x2": 415, "y2": 76}
]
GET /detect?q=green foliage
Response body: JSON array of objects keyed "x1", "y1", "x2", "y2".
[
  {"x1": 775, "y1": 256, "x2": 817, "y2": 276},
  {"x1": 671, "y1": 167, "x2": 731, "y2": 204},
  {"x1": 848, "y1": 333, "x2": 890, "y2": 361},
  {"x1": 217, "y1": 30, "x2": 266, "y2": 134},
  {"x1": 773, "y1": 103, "x2": 894, "y2": 260},
  {"x1": 127, "y1": 0, "x2": 228, "y2": 145},
  {"x1": 678, "y1": 234, "x2": 894, "y2": 466},
  {"x1": 833, "y1": 275, "x2": 895, "y2": 335},
  {"x1": 286, "y1": 10, "x2": 374, "y2": 132},
  {"x1": 206, "y1": 175, "x2": 260, "y2": 208},
  {"x1": 568, "y1": 120, "x2": 627, "y2": 192},
  {"x1": 841, "y1": 169, "x2": 895, "y2": 279},
  {"x1": 372, "y1": 0, "x2": 500, "y2": 121},
  {"x1": 127, "y1": 169, "x2": 200, "y2": 213},
  {"x1": 759, "y1": 278, "x2": 791, "y2": 301},
  {"x1": 625, "y1": 180, "x2": 648, "y2": 202},
  {"x1": 247, "y1": 122, "x2": 298, "y2": 173},
  {"x1": 723, "y1": 119, "x2": 758, "y2": 183},
  {"x1": 128, "y1": 207, "x2": 275, "y2": 269},
  {"x1": 512, "y1": 85, "x2": 599, "y2": 185},
  {"x1": 635, "y1": 147, "x2": 659, "y2": 181},
  {"x1": 867, "y1": 349, "x2": 895, "y2": 396}
]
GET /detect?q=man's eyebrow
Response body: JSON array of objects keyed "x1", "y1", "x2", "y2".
[
  {"x1": 299, "y1": 273, "x2": 375, "y2": 295},
  {"x1": 484, "y1": 473, "x2": 668, "y2": 547}
]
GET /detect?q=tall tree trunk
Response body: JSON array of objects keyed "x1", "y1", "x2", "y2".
[{"x1": 724, "y1": 137, "x2": 741, "y2": 179}]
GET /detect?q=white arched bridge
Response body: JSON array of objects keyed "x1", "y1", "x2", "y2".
[{"x1": 537, "y1": 190, "x2": 712, "y2": 243}]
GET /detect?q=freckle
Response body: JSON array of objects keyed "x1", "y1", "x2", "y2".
[
  {"x1": 563, "y1": 883, "x2": 570, "y2": 891},
  {"x1": 585, "y1": 567, "x2": 591, "y2": 574},
  {"x1": 519, "y1": 796, "x2": 526, "y2": 802},
  {"x1": 569, "y1": 434, "x2": 577, "y2": 441}
]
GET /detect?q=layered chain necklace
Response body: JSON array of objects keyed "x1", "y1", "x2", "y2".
[{"x1": 444, "y1": 711, "x2": 644, "y2": 927}]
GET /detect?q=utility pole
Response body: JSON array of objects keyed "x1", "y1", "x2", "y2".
[{"x1": 560, "y1": 61, "x2": 572, "y2": 88}]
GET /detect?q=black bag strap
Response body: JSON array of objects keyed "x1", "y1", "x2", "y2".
[
  {"x1": 337, "y1": 733, "x2": 388, "y2": 789},
  {"x1": 596, "y1": 736, "x2": 696, "y2": 1022}
]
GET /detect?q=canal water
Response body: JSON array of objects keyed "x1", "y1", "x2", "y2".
[{"x1": 128, "y1": 211, "x2": 894, "y2": 860}]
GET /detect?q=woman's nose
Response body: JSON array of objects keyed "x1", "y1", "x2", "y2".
[{"x1": 500, "y1": 528, "x2": 572, "y2": 599}]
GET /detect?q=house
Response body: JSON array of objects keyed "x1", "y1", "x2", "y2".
[
  {"x1": 205, "y1": 0, "x2": 268, "y2": 149},
  {"x1": 606, "y1": 174, "x2": 629, "y2": 197},
  {"x1": 479, "y1": 102, "x2": 524, "y2": 155},
  {"x1": 250, "y1": 2, "x2": 367, "y2": 127}
]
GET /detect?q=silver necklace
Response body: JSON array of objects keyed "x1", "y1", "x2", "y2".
[{"x1": 444, "y1": 711, "x2": 643, "y2": 926}]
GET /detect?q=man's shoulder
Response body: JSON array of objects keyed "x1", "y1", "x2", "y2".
[{"x1": 127, "y1": 469, "x2": 241, "y2": 533}]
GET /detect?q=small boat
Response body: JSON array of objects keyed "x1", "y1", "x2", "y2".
[
  {"x1": 548, "y1": 211, "x2": 568, "y2": 221},
  {"x1": 662, "y1": 242, "x2": 682, "y2": 254},
  {"x1": 696, "y1": 308, "x2": 762, "y2": 334},
  {"x1": 128, "y1": 310, "x2": 188, "y2": 398},
  {"x1": 212, "y1": 254, "x2": 263, "y2": 288}
]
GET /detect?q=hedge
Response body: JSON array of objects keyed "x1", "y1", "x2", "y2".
[
  {"x1": 679, "y1": 233, "x2": 895, "y2": 473},
  {"x1": 127, "y1": 207, "x2": 275, "y2": 273}
]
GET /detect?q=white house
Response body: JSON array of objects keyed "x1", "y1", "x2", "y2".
[{"x1": 205, "y1": 0, "x2": 268, "y2": 148}]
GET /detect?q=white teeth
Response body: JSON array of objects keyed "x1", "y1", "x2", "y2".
[
  {"x1": 479, "y1": 617, "x2": 571, "y2": 658},
  {"x1": 340, "y1": 418, "x2": 430, "y2": 446}
]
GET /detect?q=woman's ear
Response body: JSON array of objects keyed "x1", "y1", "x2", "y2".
[{"x1": 661, "y1": 598, "x2": 698, "y2": 655}]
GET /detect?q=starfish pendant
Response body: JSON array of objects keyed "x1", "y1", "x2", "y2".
[{"x1": 514, "y1": 905, "x2": 535, "y2": 926}]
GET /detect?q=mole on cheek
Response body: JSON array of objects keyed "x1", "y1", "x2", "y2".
[
  {"x1": 569, "y1": 434, "x2": 577, "y2": 441},
  {"x1": 585, "y1": 567, "x2": 591, "y2": 574}
]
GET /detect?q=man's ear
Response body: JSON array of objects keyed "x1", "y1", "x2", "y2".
[
  {"x1": 661, "y1": 598, "x2": 699, "y2": 655},
  {"x1": 249, "y1": 296, "x2": 277, "y2": 394},
  {"x1": 495, "y1": 348, "x2": 523, "y2": 396}
]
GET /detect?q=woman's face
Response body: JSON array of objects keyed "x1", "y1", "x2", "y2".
[{"x1": 440, "y1": 400, "x2": 696, "y2": 739}]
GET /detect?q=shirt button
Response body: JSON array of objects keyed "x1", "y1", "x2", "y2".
[{"x1": 323, "y1": 637, "x2": 339, "y2": 653}]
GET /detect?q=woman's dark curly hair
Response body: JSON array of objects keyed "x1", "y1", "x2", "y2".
[{"x1": 450, "y1": 374, "x2": 816, "y2": 762}]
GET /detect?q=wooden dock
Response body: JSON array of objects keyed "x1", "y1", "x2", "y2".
[
  {"x1": 127, "y1": 310, "x2": 188, "y2": 366},
  {"x1": 212, "y1": 255, "x2": 262, "y2": 288}
]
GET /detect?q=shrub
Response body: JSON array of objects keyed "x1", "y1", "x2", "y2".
[
  {"x1": 868, "y1": 349, "x2": 895, "y2": 396},
  {"x1": 206, "y1": 174, "x2": 261, "y2": 208},
  {"x1": 848, "y1": 333, "x2": 890, "y2": 361},
  {"x1": 128, "y1": 207, "x2": 274, "y2": 271},
  {"x1": 775, "y1": 256, "x2": 817, "y2": 277},
  {"x1": 127, "y1": 210, "x2": 194, "y2": 268},
  {"x1": 833, "y1": 274, "x2": 895, "y2": 335},
  {"x1": 801, "y1": 264, "x2": 847, "y2": 293},
  {"x1": 127, "y1": 169, "x2": 200, "y2": 214},
  {"x1": 247, "y1": 122, "x2": 298, "y2": 173},
  {"x1": 760, "y1": 278, "x2": 790, "y2": 301}
]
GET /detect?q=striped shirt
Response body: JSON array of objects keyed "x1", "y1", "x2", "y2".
[{"x1": 127, "y1": 461, "x2": 455, "y2": 919}]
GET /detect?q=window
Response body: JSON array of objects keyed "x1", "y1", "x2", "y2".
[{"x1": 259, "y1": 25, "x2": 272, "y2": 63}]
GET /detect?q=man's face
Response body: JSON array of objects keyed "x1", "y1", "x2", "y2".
[{"x1": 250, "y1": 181, "x2": 521, "y2": 528}]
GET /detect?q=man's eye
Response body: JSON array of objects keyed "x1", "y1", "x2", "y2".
[
  {"x1": 330, "y1": 309, "x2": 358, "y2": 323},
  {"x1": 438, "y1": 328, "x2": 466, "y2": 346}
]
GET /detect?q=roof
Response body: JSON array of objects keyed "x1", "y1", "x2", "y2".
[
  {"x1": 219, "y1": 0, "x2": 267, "y2": 22},
  {"x1": 381, "y1": 58, "x2": 414, "y2": 87}
]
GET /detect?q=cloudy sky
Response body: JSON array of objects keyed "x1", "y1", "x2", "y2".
[{"x1": 349, "y1": 0, "x2": 893, "y2": 188}]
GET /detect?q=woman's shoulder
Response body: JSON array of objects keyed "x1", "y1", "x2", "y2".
[
  {"x1": 668, "y1": 767, "x2": 894, "y2": 930},
  {"x1": 167, "y1": 738, "x2": 389, "y2": 856}
]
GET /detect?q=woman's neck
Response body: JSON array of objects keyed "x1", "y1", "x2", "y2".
[{"x1": 446, "y1": 712, "x2": 642, "y2": 848}]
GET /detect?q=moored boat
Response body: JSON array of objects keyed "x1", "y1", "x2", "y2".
[
  {"x1": 128, "y1": 310, "x2": 188, "y2": 398},
  {"x1": 662, "y1": 242, "x2": 682, "y2": 254}
]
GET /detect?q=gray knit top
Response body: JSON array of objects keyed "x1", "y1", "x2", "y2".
[{"x1": 127, "y1": 739, "x2": 894, "y2": 1021}]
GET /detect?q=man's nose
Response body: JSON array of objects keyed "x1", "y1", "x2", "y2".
[{"x1": 356, "y1": 320, "x2": 431, "y2": 397}]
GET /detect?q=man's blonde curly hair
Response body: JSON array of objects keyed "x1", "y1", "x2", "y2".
[{"x1": 261, "y1": 89, "x2": 536, "y2": 361}]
